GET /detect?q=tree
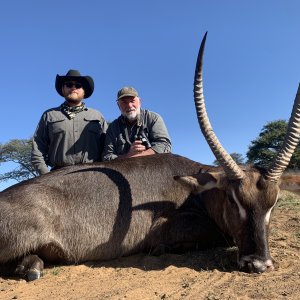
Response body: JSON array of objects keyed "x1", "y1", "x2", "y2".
[
  {"x1": 213, "y1": 152, "x2": 245, "y2": 166},
  {"x1": 0, "y1": 139, "x2": 38, "y2": 183},
  {"x1": 246, "y1": 120, "x2": 300, "y2": 169}
]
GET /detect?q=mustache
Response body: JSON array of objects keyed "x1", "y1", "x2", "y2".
[
  {"x1": 121, "y1": 107, "x2": 141, "y2": 121},
  {"x1": 126, "y1": 108, "x2": 136, "y2": 113}
]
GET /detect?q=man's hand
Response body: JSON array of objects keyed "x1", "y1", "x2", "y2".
[
  {"x1": 127, "y1": 140, "x2": 146, "y2": 156},
  {"x1": 117, "y1": 140, "x2": 155, "y2": 159}
]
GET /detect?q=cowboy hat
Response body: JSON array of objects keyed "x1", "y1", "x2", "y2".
[{"x1": 55, "y1": 69, "x2": 94, "y2": 98}]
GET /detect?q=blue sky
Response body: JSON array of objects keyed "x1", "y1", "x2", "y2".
[{"x1": 1, "y1": 0, "x2": 300, "y2": 191}]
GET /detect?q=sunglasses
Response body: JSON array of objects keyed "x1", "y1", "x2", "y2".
[{"x1": 64, "y1": 82, "x2": 83, "y2": 89}]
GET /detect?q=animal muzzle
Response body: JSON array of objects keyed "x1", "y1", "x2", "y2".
[{"x1": 238, "y1": 255, "x2": 275, "y2": 273}]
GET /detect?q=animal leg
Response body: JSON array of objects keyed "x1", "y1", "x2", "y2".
[{"x1": 15, "y1": 254, "x2": 44, "y2": 281}]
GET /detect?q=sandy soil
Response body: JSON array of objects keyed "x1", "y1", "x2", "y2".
[{"x1": 0, "y1": 192, "x2": 299, "y2": 300}]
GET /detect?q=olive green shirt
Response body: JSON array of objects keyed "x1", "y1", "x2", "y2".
[
  {"x1": 32, "y1": 105, "x2": 107, "y2": 175},
  {"x1": 102, "y1": 109, "x2": 171, "y2": 161}
]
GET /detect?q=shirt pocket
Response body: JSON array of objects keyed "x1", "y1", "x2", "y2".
[{"x1": 48, "y1": 117, "x2": 66, "y2": 135}]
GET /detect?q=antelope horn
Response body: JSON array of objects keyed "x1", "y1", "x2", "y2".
[
  {"x1": 194, "y1": 32, "x2": 245, "y2": 180},
  {"x1": 265, "y1": 84, "x2": 300, "y2": 182}
]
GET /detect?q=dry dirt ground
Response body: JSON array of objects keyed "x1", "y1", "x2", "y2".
[{"x1": 0, "y1": 192, "x2": 299, "y2": 300}]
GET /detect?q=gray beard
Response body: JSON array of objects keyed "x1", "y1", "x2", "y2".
[{"x1": 122, "y1": 108, "x2": 141, "y2": 122}]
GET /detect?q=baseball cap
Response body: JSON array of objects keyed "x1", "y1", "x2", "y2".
[{"x1": 117, "y1": 86, "x2": 139, "y2": 100}]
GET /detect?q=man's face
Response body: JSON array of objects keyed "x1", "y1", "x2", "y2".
[
  {"x1": 62, "y1": 81, "x2": 85, "y2": 105},
  {"x1": 118, "y1": 96, "x2": 141, "y2": 122}
]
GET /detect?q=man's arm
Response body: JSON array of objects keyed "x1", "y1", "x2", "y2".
[
  {"x1": 102, "y1": 125, "x2": 119, "y2": 161},
  {"x1": 148, "y1": 113, "x2": 172, "y2": 154},
  {"x1": 31, "y1": 114, "x2": 50, "y2": 175}
]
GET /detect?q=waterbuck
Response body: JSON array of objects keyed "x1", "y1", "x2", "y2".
[{"x1": 1, "y1": 33, "x2": 300, "y2": 281}]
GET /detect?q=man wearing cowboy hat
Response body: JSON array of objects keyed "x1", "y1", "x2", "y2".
[
  {"x1": 102, "y1": 86, "x2": 171, "y2": 161},
  {"x1": 31, "y1": 69, "x2": 108, "y2": 175}
]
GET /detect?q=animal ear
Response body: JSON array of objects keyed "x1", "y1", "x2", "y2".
[
  {"x1": 279, "y1": 173, "x2": 300, "y2": 196},
  {"x1": 174, "y1": 172, "x2": 226, "y2": 194}
]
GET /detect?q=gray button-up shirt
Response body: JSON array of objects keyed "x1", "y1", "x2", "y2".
[
  {"x1": 102, "y1": 109, "x2": 171, "y2": 161},
  {"x1": 32, "y1": 105, "x2": 108, "y2": 175}
]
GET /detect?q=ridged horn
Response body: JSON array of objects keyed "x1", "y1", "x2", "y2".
[
  {"x1": 193, "y1": 32, "x2": 245, "y2": 180},
  {"x1": 265, "y1": 84, "x2": 300, "y2": 182}
]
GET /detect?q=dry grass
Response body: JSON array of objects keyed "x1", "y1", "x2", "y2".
[{"x1": 278, "y1": 190, "x2": 300, "y2": 210}]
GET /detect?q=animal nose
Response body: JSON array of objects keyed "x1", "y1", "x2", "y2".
[{"x1": 239, "y1": 256, "x2": 274, "y2": 273}]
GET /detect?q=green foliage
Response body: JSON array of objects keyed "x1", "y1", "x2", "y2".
[
  {"x1": 213, "y1": 152, "x2": 245, "y2": 166},
  {"x1": 247, "y1": 120, "x2": 300, "y2": 169},
  {"x1": 0, "y1": 138, "x2": 38, "y2": 183}
]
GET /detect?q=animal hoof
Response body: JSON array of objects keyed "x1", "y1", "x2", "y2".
[{"x1": 27, "y1": 268, "x2": 42, "y2": 281}]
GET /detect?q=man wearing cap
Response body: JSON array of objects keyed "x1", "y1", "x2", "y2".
[
  {"x1": 102, "y1": 86, "x2": 171, "y2": 161},
  {"x1": 31, "y1": 69, "x2": 108, "y2": 175}
]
